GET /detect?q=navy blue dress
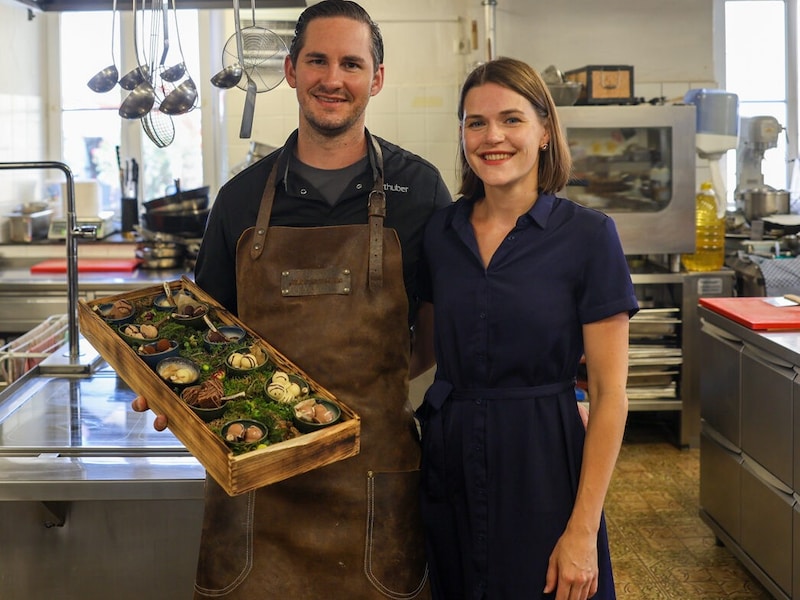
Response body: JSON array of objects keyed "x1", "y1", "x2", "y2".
[{"x1": 416, "y1": 193, "x2": 638, "y2": 600}]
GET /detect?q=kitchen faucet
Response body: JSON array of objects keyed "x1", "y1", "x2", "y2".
[{"x1": 0, "y1": 161, "x2": 99, "y2": 373}]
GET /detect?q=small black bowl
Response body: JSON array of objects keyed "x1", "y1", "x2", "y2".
[
  {"x1": 203, "y1": 325, "x2": 247, "y2": 351},
  {"x1": 170, "y1": 302, "x2": 211, "y2": 329},
  {"x1": 292, "y1": 398, "x2": 342, "y2": 434},
  {"x1": 118, "y1": 322, "x2": 161, "y2": 345},
  {"x1": 136, "y1": 339, "x2": 180, "y2": 369},
  {"x1": 181, "y1": 386, "x2": 230, "y2": 422},
  {"x1": 221, "y1": 419, "x2": 268, "y2": 447},
  {"x1": 97, "y1": 300, "x2": 136, "y2": 326},
  {"x1": 225, "y1": 345, "x2": 270, "y2": 378},
  {"x1": 265, "y1": 371, "x2": 310, "y2": 403},
  {"x1": 156, "y1": 356, "x2": 201, "y2": 390}
]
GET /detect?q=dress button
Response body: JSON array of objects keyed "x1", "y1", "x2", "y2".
[
  {"x1": 300, "y1": 188, "x2": 308, "y2": 195},
  {"x1": 479, "y1": 312, "x2": 486, "y2": 319},
  {"x1": 475, "y1": 398, "x2": 482, "y2": 405},
  {"x1": 356, "y1": 183, "x2": 363, "y2": 190}
]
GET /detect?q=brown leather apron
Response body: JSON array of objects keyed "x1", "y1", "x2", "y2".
[{"x1": 194, "y1": 141, "x2": 429, "y2": 599}]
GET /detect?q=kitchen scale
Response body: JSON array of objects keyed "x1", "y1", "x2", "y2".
[{"x1": 47, "y1": 211, "x2": 116, "y2": 240}]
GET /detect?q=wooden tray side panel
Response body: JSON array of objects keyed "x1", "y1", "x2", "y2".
[
  {"x1": 228, "y1": 427, "x2": 360, "y2": 494},
  {"x1": 78, "y1": 278, "x2": 361, "y2": 496}
]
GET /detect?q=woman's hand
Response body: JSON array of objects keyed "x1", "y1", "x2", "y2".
[
  {"x1": 543, "y1": 527, "x2": 599, "y2": 599},
  {"x1": 131, "y1": 396, "x2": 169, "y2": 431}
]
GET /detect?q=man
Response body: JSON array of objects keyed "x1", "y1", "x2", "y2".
[{"x1": 133, "y1": 1, "x2": 450, "y2": 598}]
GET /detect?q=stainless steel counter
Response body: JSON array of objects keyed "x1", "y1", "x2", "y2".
[
  {"x1": 0, "y1": 345, "x2": 206, "y2": 600},
  {"x1": 0, "y1": 266, "x2": 191, "y2": 334}
]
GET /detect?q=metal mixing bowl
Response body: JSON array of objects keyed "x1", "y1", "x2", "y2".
[{"x1": 547, "y1": 82, "x2": 583, "y2": 106}]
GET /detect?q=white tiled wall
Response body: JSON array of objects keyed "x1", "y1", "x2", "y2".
[
  {"x1": 0, "y1": 1, "x2": 48, "y2": 242},
  {"x1": 0, "y1": 0, "x2": 723, "y2": 225}
]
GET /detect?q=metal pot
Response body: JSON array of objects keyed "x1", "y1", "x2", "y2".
[
  {"x1": 140, "y1": 207, "x2": 210, "y2": 237},
  {"x1": 741, "y1": 187, "x2": 790, "y2": 221},
  {"x1": 136, "y1": 241, "x2": 185, "y2": 260},
  {"x1": 143, "y1": 186, "x2": 210, "y2": 213},
  {"x1": 138, "y1": 256, "x2": 185, "y2": 270}
]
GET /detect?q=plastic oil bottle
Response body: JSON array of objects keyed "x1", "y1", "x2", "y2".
[{"x1": 682, "y1": 181, "x2": 726, "y2": 272}]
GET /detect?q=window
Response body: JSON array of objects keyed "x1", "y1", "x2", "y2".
[
  {"x1": 59, "y1": 7, "x2": 204, "y2": 217},
  {"x1": 724, "y1": 0, "x2": 790, "y2": 200}
]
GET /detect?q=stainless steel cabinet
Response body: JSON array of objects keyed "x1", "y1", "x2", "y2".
[
  {"x1": 741, "y1": 345, "x2": 794, "y2": 487},
  {"x1": 0, "y1": 363, "x2": 205, "y2": 599},
  {"x1": 795, "y1": 503, "x2": 800, "y2": 597},
  {"x1": 698, "y1": 306, "x2": 799, "y2": 600},
  {"x1": 700, "y1": 426, "x2": 742, "y2": 540},
  {"x1": 740, "y1": 455, "x2": 794, "y2": 596},
  {"x1": 0, "y1": 497, "x2": 204, "y2": 599},
  {"x1": 698, "y1": 319, "x2": 742, "y2": 446}
]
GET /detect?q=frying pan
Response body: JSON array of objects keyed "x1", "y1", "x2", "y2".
[
  {"x1": 140, "y1": 207, "x2": 210, "y2": 237},
  {"x1": 143, "y1": 185, "x2": 210, "y2": 213}
]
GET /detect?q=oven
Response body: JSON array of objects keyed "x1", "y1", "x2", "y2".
[{"x1": 557, "y1": 104, "x2": 697, "y2": 257}]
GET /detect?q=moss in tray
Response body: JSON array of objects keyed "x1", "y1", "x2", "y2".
[{"x1": 119, "y1": 295, "x2": 308, "y2": 454}]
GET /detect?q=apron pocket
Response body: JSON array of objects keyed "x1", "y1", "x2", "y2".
[
  {"x1": 364, "y1": 469, "x2": 429, "y2": 599},
  {"x1": 194, "y1": 477, "x2": 255, "y2": 597}
]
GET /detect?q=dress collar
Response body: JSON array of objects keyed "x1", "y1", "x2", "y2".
[{"x1": 448, "y1": 191, "x2": 558, "y2": 230}]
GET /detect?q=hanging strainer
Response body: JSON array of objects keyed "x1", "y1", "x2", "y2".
[
  {"x1": 142, "y1": 105, "x2": 175, "y2": 148},
  {"x1": 221, "y1": 26, "x2": 288, "y2": 93}
]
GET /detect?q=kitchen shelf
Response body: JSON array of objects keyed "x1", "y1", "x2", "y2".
[{"x1": 628, "y1": 268, "x2": 735, "y2": 447}]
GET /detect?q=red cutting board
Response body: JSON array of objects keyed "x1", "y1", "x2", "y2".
[
  {"x1": 30, "y1": 258, "x2": 141, "y2": 274},
  {"x1": 699, "y1": 296, "x2": 800, "y2": 330}
]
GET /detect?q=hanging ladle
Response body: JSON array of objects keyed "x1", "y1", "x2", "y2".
[
  {"x1": 210, "y1": 63, "x2": 243, "y2": 89},
  {"x1": 210, "y1": 0, "x2": 244, "y2": 89},
  {"x1": 119, "y1": 65, "x2": 149, "y2": 90},
  {"x1": 160, "y1": 78, "x2": 197, "y2": 115},
  {"x1": 161, "y1": 61, "x2": 186, "y2": 83},
  {"x1": 87, "y1": 0, "x2": 119, "y2": 93},
  {"x1": 160, "y1": 0, "x2": 187, "y2": 82},
  {"x1": 119, "y1": 79, "x2": 156, "y2": 118}
]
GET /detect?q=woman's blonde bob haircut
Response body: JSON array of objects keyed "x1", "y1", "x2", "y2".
[{"x1": 457, "y1": 57, "x2": 572, "y2": 198}]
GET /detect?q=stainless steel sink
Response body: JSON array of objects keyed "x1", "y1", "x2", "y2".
[{"x1": 0, "y1": 368, "x2": 188, "y2": 456}]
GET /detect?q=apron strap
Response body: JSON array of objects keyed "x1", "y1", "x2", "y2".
[
  {"x1": 249, "y1": 157, "x2": 279, "y2": 261},
  {"x1": 248, "y1": 135, "x2": 387, "y2": 292},
  {"x1": 367, "y1": 137, "x2": 386, "y2": 292}
]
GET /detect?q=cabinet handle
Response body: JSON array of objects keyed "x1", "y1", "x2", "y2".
[
  {"x1": 741, "y1": 453, "x2": 793, "y2": 496},
  {"x1": 700, "y1": 318, "x2": 743, "y2": 344},
  {"x1": 742, "y1": 342, "x2": 795, "y2": 371}
]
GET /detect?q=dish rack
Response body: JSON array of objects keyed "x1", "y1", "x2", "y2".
[{"x1": 0, "y1": 314, "x2": 69, "y2": 389}]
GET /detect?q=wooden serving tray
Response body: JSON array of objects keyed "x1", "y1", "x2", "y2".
[{"x1": 78, "y1": 276, "x2": 360, "y2": 496}]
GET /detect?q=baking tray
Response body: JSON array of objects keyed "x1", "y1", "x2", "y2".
[{"x1": 78, "y1": 276, "x2": 360, "y2": 496}]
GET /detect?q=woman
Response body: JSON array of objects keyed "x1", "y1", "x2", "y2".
[{"x1": 415, "y1": 57, "x2": 638, "y2": 599}]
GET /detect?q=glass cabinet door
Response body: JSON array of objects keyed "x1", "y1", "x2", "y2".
[{"x1": 565, "y1": 124, "x2": 673, "y2": 213}]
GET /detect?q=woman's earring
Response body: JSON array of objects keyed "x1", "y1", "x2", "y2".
[{"x1": 540, "y1": 143, "x2": 549, "y2": 151}]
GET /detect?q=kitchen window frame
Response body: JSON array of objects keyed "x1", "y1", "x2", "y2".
[
  {"x1": 45, "y1": 9, "x2": 225, "y2": 200},
  {"x1": 715, "y1": 0, "x2": 799, "y2": 189}
]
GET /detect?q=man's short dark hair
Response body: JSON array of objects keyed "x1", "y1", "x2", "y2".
[{"x1": 290, "y1": 0, "x2": 384, "y2": 72}]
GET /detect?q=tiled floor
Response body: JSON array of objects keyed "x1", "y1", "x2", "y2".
[{"x1": 607, "y1": 414, "x2": 773, "y2": 599}]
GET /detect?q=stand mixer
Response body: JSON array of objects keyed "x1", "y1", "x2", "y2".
[
  {"x1": 683, "y1": 89, "x2": 739, "y2": 219},
  {"x1": 734, "y1": 115, "x2": 790, "y2": 222}
]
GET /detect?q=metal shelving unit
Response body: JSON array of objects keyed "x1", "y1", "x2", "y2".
[{"x1": 628, "y1": 268, "x2": 735, "y2": 447}]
